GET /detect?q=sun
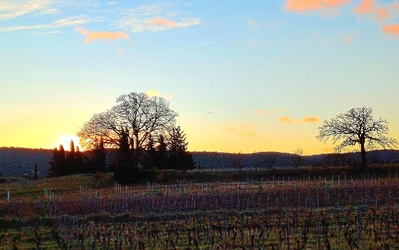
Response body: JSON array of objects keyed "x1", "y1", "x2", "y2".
[{"x1": 58, "y1": 134, "x2": 82, "y2": 151}]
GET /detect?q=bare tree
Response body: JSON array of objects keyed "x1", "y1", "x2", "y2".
[
  {"x1": 292, "y1": 148, "x2": 303, "y2": 169},
  {"x1": 317, "y1": 107, "x2": 397, "y2": 171},
  {"x1": 77, "y1": 92, "x2": 178, "y2": 164}
]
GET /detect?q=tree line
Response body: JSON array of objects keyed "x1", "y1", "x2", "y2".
[{"x1": 48, "y1": 139, "x2": 105, "y2": 177}]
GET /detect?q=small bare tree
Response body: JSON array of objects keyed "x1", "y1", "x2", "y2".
[
  {"x1": 317, "y1": 107, "x2": 397, "y2": 171},
  {"x1": 292, "y1": 148, "x2": 303, "y2": 169}
]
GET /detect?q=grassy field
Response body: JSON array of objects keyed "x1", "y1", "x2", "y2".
[{"x1": 1, "y1": 166, "x2": 399, "y2": 249}]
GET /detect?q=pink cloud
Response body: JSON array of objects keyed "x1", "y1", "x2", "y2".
[
  {"x1": 353, "y1": 0, "x2": 389, "y2": 21},
  {"x1": 222, "y1": 124, "x2": 258, "y2": 138},
  {"x1": 382, "y1": 24, "x2": 399, "y2": 36},
  {"x1": 248, "y1": 19, "x2": 260, "y2": 29},
  {"x1": 285, "y1": 0, "x2": 349, "y2": 12},
  {"x1": 303, "y1": 116, "x2": 320, "y2": 123},
  {"x1": 75, "y1": 26, "x2": 90, "y2": 35},
  {"x1": 75, "y1": 26, "x2": 129, "y2": 43},
  {"x1": 86, "y1": 31, "x2": 129, "y2": 43},
  {"x1": 146, "y1": 89, "x2": 172, "y2": 100},
  {"x1": 148, "y1": 18, "x2": 177, "y2": 27},
  {"x1": 279, "y1": 116, "x2": 295, "y2": 123},
  {"x1": 279, "y1": 116, "x2": 320, "y2": 124}
]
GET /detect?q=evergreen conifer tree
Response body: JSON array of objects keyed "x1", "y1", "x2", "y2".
[{"x1": 168, "y1": 126, "x2": 195, "y2": 170}]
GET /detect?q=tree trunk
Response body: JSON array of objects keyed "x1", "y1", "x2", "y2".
[
  {"x1": 132, "y1": 132, "x2": 139, "y2": 168},
  {"x1": 360, "y1": 142, "x2": 367, "y2": 172}
]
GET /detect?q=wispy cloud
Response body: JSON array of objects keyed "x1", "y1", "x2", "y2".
[
  {"x1": 352, "y1": 0, "x2": 399, "y2": 37},
  {"x1": 248, "y1": 19, "x2": 260, "y2": 29},
  {"x1": 256, "y1": 109, "x2": 269, "y2": 116},
  {"x1": 75, "y1": 26, "x2": 129, "y2": 43},
  {"x1": 342, "y1": 31, "x2": 360, "y2": 45},
  {"x1": 223, "y1": 124, "x2": 257, "y2": 138},
  {"x1": 285, "y1": 0, "x2": 349, "y2": 12},
  {"x1": 256, "y1": 107, "x2": 286, "y2": 117},
  {"x1": 0, "y1": 0, "x2": 54, "y2": 19},
  {"x1": 353, "y1": 0, "x2": 389, "y2": 21},
  {"x1": 149, "y1": 18, "x2": 177, "y2": 27},
  {"x1": 285, "y1": 0, "x2": 399, "y2": 39},
  {"x1": 117, "y1": 3, "x2": 200, "y2": 32},
  {"x1": 0, "y1": 16, "x2": 89, "y2": 32},
  {"x1": 382, "y1": 24, "x2": 399, "y2": 36},
  {"x1": 279, "y1": 116, "x2": 320, "y2": 124},
  {"x1": 146, "y1": 89, "x2": 172, "y2": 100}
]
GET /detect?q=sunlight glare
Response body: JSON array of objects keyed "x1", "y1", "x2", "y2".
[{"x1": 58, "y1": 134, "x2": 82, "y2": 151}]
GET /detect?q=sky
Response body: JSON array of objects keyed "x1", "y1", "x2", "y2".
[{"x1": 1, "y1": 0, "x2": 399, "y2": 155}]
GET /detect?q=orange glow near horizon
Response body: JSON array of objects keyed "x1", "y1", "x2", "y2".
[{"x1": 56, "y1": 134, "x2": 83, "y2": 151}]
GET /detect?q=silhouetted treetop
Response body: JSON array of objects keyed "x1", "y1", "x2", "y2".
[
  {"x1": 77, "y1": 92, "x2": 178, "y2": 159},
  {"x1": 77, "y1": 92, "x2": 179, "y2": 182}
]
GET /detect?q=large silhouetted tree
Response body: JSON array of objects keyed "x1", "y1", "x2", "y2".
[
  {"x1": 77, "y1": 92, "x2": 178, "y2": 182},
  {"x1": 317, "y1": 107, "x2": 397, "y2": 171},
  {"x1": 77, "y1": 92, "x2": 177, "y2": 163}
]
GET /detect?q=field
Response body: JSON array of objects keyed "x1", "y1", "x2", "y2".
[{"x1": 1, "y1": 167, "x2": 399, "y2": 249}]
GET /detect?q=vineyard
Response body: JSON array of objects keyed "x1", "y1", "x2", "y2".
[{"x1": 1, "y1": 170, "x2": 399, "y2": 249}]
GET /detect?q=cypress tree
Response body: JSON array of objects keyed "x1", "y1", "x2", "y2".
[
  {"x1": 67, "y1": 140, "x2": 76, "y2": 174},
  {"x1": 33, "y1": 163, "x2": 38, "y2": 180},
  {"x1": 48, "y1": 144, "x2": 66, "y2": 177}
]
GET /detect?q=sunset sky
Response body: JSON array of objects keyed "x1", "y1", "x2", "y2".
[{"x1": 1, "y1": 0, "x2": 398, "y2": 155}]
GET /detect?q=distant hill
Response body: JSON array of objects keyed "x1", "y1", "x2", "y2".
[
  {"x1": 1, "y1": 147, "x2": 399, "y2": 178},
  {"x1": 0, "y1": 148, "x2": 53, "y2": 178},
  {"x1": 192, "y1": 150, "x2": 399, "y2": 170}
]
